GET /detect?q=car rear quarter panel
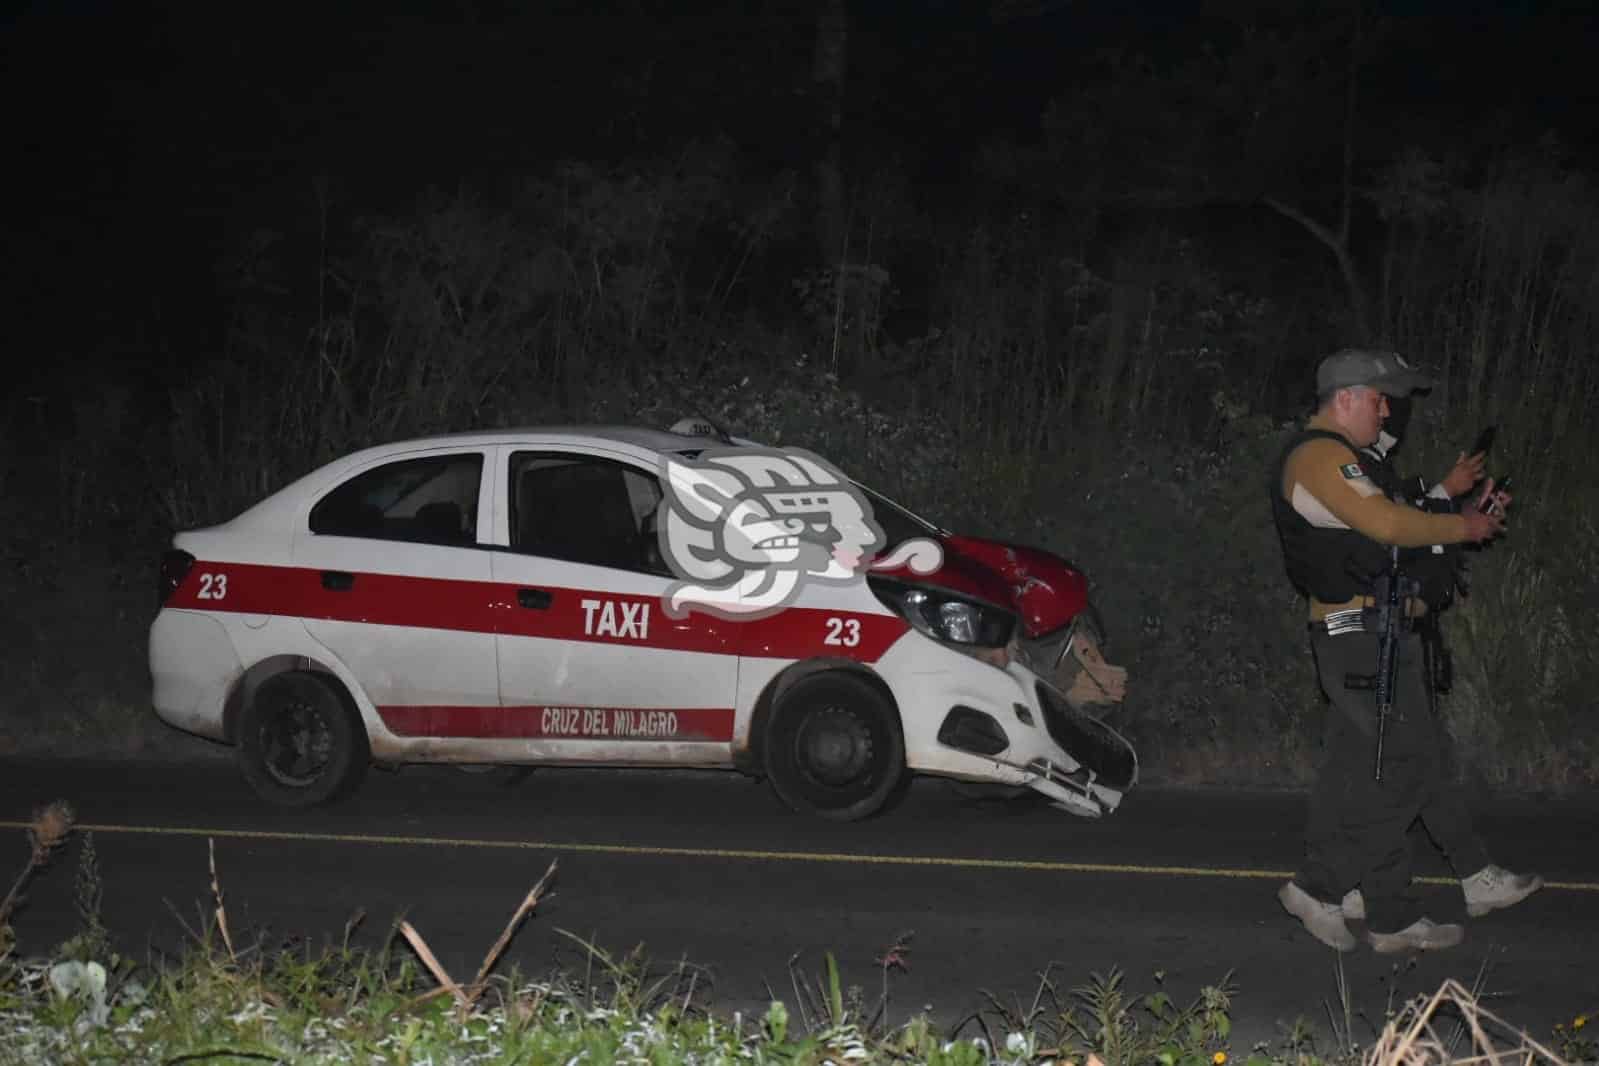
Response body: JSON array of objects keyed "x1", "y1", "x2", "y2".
[{"x1": 149, "y1": 610, "x2": 242, "y2": 740}]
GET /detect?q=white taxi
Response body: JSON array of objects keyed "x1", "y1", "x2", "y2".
[{"x1": 149, "y1": 424, "x2": 1135, "y2": 819}]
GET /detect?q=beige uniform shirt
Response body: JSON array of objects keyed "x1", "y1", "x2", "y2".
[{"x1": 1280, "y1": 415, "x2": 1467, "y2": 620}]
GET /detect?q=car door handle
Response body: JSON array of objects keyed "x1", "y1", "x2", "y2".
[
  {"x1": 321, "y1": 570, "x2": 355, "y2": 591},
  {"x1": 517, "y1": 587, "x2": 553, "y2": 610}
]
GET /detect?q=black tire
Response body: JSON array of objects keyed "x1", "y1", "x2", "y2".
[
  {"x1": 237, "y1": 672, "x2": 370, "y2": 807},
  {"x1": 762, "y1": 672, "x2": 905, "y2": 821}
]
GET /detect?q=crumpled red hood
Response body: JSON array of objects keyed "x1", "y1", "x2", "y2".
[{"x1": 874, "y1": 533, "x2": 1089, "y2": 638}]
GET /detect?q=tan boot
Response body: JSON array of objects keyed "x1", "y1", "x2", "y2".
[
  {"x1": 1461, "y1": 865, "x2": 1543, "y2": 917},
  {"x1": 1366, "y1": 917, "x2": 1464, "y2": 954},
  {"x1": 1279, "y1": 881, "x2": 1357, "y2": 951}
]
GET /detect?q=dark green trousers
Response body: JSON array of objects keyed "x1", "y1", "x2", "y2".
[{"x1": 1294, "y1": 625, "x2": 1457, "y2": 934}]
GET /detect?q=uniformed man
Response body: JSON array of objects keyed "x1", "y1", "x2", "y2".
[
  {"x1": 1331, "y1": 399, "x2": 1542, "y2": 925},
  {"x1": 1270, "y1": 349, "x2": 1505, "y2": 953}
]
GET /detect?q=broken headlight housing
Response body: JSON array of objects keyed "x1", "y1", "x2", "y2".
[
  {"x1": 868, "y1": 577, "x2": 1016, "y2": 649},
  {"x1": 1018, "y1": 605, "x2": 1106, "y2": 678}
]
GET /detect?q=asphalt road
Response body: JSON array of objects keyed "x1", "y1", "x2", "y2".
[{"x1": 2, "y1": 759, "x2": 1595, "y2": 1052}]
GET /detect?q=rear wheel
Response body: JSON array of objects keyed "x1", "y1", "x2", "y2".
[
  {"x1": 763, "y1": 672, "x2": 904, "y2": 821},
  {"x1": 237, "y1": 672, "x2": 369, "y2": 807}
]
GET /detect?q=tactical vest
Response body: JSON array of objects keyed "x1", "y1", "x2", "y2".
[{"x1": 1269, "y1": 428, "x2": 1389, "y2": 602}]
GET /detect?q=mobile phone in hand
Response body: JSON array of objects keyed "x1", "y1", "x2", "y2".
[{"x1": 1470, "y1": 425, "x2": 1496, "y2": 456}]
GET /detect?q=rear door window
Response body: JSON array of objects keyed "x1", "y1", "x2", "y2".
[
  {"x1": 509, "y1": 453, "x2": 666, "y2": 574},
  {"x1": 310, "y1": 453, "x2": 484, "y2": 546}
]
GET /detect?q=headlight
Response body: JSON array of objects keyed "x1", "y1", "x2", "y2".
[{"x1": 869, "y1": 577, "x2": 1016, "y2": 649}]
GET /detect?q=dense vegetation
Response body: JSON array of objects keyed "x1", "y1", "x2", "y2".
[
  {"x1": 4, "y1": 135, "x2": 1596, "y2": 789},
  {"x1": 4, "y1": 6, "x2": 1595, "y2": 788}
]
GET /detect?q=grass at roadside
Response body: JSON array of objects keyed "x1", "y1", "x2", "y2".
[{"x1": 3, "y1": 805, "x2": 1590, "y2": 1065}]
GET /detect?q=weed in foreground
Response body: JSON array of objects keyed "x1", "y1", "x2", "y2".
[
  {"x1": 0, "y1": 800, "x2": 73, "y2": 966},
  {"x1": 1552, "y1": 1009, "x2": 1595, "y2": 1064},
  {"x1": 1363, "y1": 978, "x2": 1571, "y2": 1066},
  {"x1": 970, "y1": 965, "x2": 1237, "y2": 1066}
]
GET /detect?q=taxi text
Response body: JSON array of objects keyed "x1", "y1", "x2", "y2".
[{"x1": 580, "y1": 598, "x2": 650, "y2": 639}]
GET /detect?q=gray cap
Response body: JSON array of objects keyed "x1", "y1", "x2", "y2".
[{"x1": 1316, "y1": 349, "x2": 1434, "y2": 397}]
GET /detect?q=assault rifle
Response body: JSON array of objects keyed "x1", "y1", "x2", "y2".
[{"x1": 1345, "y1": 546, "x2": 1419, "y2": 783}]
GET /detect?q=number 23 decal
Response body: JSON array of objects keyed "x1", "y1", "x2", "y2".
[
  {"x1": 823, "y1": 616, "x2": 861, "y2": 647},
  {"x1": 197, "y1": 573, "x2": 228, "y2": 600}
]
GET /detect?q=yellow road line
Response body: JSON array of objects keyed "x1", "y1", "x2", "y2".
[{"x1": 2, "y1": 820, "x2": 1596, "y2": 892}]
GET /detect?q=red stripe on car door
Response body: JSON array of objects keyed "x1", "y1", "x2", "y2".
[
  {"x1": 736, "y1": 607, "x2": 908, "y2": 661},
  {"x1": 497, "y1": 588, "x2": 738, "y2": 654},
  {"x1": 169, "y1": 562, "x2": 504, "y2": 632}
]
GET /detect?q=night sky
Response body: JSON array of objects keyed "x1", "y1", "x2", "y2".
[{"x1": 5, "y1": 1, "x2": 1596, "y2": 395}]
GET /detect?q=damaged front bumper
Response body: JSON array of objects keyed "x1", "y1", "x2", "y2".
[
  {"x1": 939, "y1": 611, "x2": 1136, "y2": 817},
  {"x1": 1011, "y1": 611, "x2": 1136, "y2": 816},
  {"x1": 880, "y1": 606, "x2": 1137, "y2": 817},
  {"x1": 1010, "y1": 676, "x2": 1137, "y2": 817},
  {"x1": 900, "y1": 651, "x2": 1137, "y2": 818},
  {"x1": 945, "y1": 669, "x2": 1137, "y2": 817}
]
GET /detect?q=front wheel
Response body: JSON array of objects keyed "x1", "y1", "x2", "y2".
[
  {"x1": 237, "y1": 672, "x2": 369, "y2": 807},
  {"x1": 763, "y1": 672, "x2": 905, "y2": 821}
]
